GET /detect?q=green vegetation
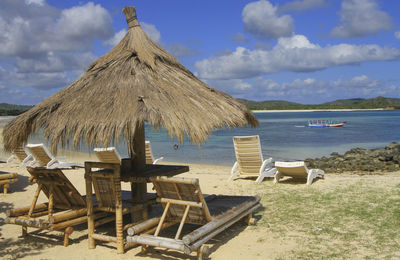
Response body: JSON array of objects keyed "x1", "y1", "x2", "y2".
[
  {"x1": 239, "y1": 96, "x2": 400, "y2": 110},
  {"x1": 240, "y1": 178, "x2": 400, "y2": 259},
  {"x1": 0, "y1": 103, "x2": 32, "y2": 116}
]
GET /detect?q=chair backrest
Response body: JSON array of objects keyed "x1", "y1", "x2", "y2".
[
  {"x1": 26, "y1": 143, "x2": 53, "y2": 167},
  {"x1": 85, "y1": 164, "x2": 121, "y2": 211},
  {"x1": 94, "y1": 147, "x2": 121, "y2": 164},
  {"x1": 27, "y1": 167, "x2": 86, "y2": 209},
  {"x1": 13, "y1": 146, "x2": 29, "y2": 162},
  {"x1": 151, "y1": 176, "x2": 212, "y2": 225},
  {"x1": 233, "y1": 135, "x2": 263, "y2": 176},
  {"x1": 275, "y1": 161, "x2": 308, "y2": 178},
  {"x1": 145, "y1": 141, "x2": 154, "y2": 164}
]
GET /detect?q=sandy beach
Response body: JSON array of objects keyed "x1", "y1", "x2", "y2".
[{"x1": 1, "y1": 149, "x2": 400, "y2": 259}]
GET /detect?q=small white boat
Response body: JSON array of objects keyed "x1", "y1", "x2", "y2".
[{"x1": 305, "y1": 120, "x2": 347, "y2": 128}]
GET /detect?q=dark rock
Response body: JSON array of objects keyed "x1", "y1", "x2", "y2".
[{"x1": 308, "y1": 142, "x2": 400, "y2": 174}]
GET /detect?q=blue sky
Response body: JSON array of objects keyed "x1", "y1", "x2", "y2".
[{"x1": 1, "y1": 0, "x2": 400, "y2": 105}]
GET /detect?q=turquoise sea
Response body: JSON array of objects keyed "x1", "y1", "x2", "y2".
[{"x1": 1, "y1": 110, "x2": 400, "y2": 166}]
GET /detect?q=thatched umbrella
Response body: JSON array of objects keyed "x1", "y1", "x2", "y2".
[{"x1": 3, "y1": 6, "x2": 258, "y2": 169}]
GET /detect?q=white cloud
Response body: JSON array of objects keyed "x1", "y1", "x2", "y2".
[
  {"x1": 195, "y1": 35, "x2": 400, "y2": 80},
  {"x1": 280, "y1": 0, "x2": 326, "y2": 12},
  {"x1": 141, "y1": 22, "x2": 161, "y2": 43},
  {"x1": 0, "y1": 0, "x2": 114, "y2": 92},
  {"x1": 395, "y1": 31, "x2": 400, "y2": 40},
  {"x1": 104, "y1": 29, "x2": 127, "y2": 47},
  {"x1": 230, "y1": 32, "x2": 250, "y2": 43},
  {"x1": 242, "y1": 0, "x2": 294, "y2": 39},
  {"x1": 206, "y1": 75, "x2": 400, "y2": 103},
  {"x1": 331, "y1": 0, "x2": 392, "y2": 38},
  {"x1": 25, "y1": 0, "x2": 45, "y2": 6}
]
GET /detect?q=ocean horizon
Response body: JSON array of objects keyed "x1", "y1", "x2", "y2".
[{"x1": 1, "y1": 110, "x2": 400, "y2": 166}]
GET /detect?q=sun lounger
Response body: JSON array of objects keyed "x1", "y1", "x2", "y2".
[
  {"x1": 25, "y1": 143, "x2": 83, "y2": 169},
  {"x1": 85, "y1": 162, "x2": 148, "y2": 254},
  {"x1": 0, "y1": 171, "x2": 18, "y2": 194},
  {"x1": 274, "y1": 161, "x2": 325, "y2": 185},
  {"x1": 145, "y1": 141, "x2": 164, "y2": 164},
  {"x1": 94, "y1": 141, "x2": 163, "y2": 165},
  {"x1": 127, "y1": 176, "x2": 261, "y2": 259},
  {"x1": 230, "y1": 135, "x2": 276, "y2": 183},
  {"x1": 5, "y1": 167, "x2": 115, "y2": 246},
  {"x1": 6, "y1": 146, "x2": 34, "y2": 166}
]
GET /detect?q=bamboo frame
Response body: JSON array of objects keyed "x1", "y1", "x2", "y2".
[
  {"x1": 0, "y1": 172, "x2": 18, "y2": 194},
  {"x1": 127, "y1": 176, "x2": 262, "y2": 259},
  {"x1": 85, "y1": 162, "x2": 145, "y2": 254},
  {"x1": 5, "y1": 167, "x2": 115, "y2": 247}
]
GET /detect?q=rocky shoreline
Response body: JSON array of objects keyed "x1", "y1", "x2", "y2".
[{"x1": 305, "y1": 142, "x2": 400, "y2": 173}]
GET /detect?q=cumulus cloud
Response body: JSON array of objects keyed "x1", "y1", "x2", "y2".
[
  {"x1": 331, "y1": 0, "x2": 392, "y2": 38},
  {"x1": 205, "y1": 75, "x2": 400, "y2": 103},
  {"x1": 242, "y1": 0, "x2": 294, "y2": 39},
  {"x1": 0, "y1": 0, "x2": 114, "y2": 94},
  {"x1": 104, "y1": 29, "x2": 127, "y2": 47},
  {"x1": 195, "y1": 34, "x2": 400, "y2": 80},
  {"x1": 141, "y1": 22, "x2": 161, "y2": 43},
  {"x1": 279, "y1": 0, "x2": 326, "y2": 12}
]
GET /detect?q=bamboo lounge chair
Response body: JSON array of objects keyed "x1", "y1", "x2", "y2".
[
  {"x1": 85, "y1": 162, "x2": 147, "y2": 254},
  {"x1": 127, "y1": 176, "x2": 261, "y2": 259},
  {"x1": 94, "y1": 141, "x2": 163, "y2": 165},
  {"x1": 26, "y1": 143, "x2": 83, "y2": 169},
  {"x1": 6, "y1": 146, "x2": 34, "y2": 166},
  {"x1": 0, "y1": 171, "x2": 18, "y2": 194},
  {"x1": 230, "y1": 135, "x2": 277, "y2": 183},
  {"x1": 274, "y1": 161, "x2": 325, "y2": 185},
  {"x1": 5, "y1": 167, "x2": 114, "y2": 246}
]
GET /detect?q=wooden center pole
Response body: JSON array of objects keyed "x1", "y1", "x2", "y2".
[{"x1": 129, "y1": 121, "x2": 147, "y2": 221}]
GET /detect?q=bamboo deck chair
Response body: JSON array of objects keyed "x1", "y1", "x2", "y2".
[
  {"x1": 5, "y1": 167, "x2": 115, "y2": 246},
  {"x1": 85, "y1": 162, "x2": 147, "y2": 254},
  {"x1": 230, "y1": 135, "x2": 277, "y2": 183},
  {"x1": 6, "y1": 146, "x2": 34, "y2": 166},
  {"x1": 274, "y1": 161, "x2": 325, "y2": 185},
  {"x1": 94, "y1": 141, "x2": 163, "y2": 165},
  {"x1": 127, "y1": 176, "x2": 261, "y2": 259},
  {"x1": 26, "y1": 143, "x2": 83, "y2": 169},
  {"x1": 0, "y1": 171, "x2": 18, "y2": 194}
]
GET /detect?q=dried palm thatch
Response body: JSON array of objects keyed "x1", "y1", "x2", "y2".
[{"x1": 3, "y1": 6, "x2": 258, "y2": 155}]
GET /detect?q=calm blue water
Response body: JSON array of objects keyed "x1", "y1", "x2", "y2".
[{"x1": 2, "y1": 110, "x2": 400, "y2": 166}]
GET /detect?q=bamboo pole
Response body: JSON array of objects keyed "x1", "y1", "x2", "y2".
[
  {"x1": 7, "y1": 217, "x2": 50, "y2": 229},
  {"x1": 91, "y1": 233, "x2": 118, "y2": 243},
  {"x1": 175, "y1": 205, "x2": 190, "y2": 240},
  {"x1": 127, "y1": 217, "x2": 161, "y2": 236},
  {"x1": 85, "y1": 165, "x2": 96, "y2": 250},
  {"x1": 63, "y1": 227, "x2": 74, "y2": 247},
  {"x1": 49, "y1": 208, "x2": 87, "y2": 224},
  {"x1": 7, "y1": 203, "x2": 48, "y2": 217},
  {"x1": 28, "y1": 184, "x2": 42, "y2": 217},
  {"x1": 157, "y1": 198, "x2": 203, "y2": 208},
  {"x1": 154, "y1": 202, "x2": 170, "y2": 236},
  {"x1": 2, "y1": 183, "x2": 9, "y2": 194},
  {"x1": 188, "y1": 204, "x2": 260, "y2": 251},
  {"x1": 128, "y1": 234, "x2": 190, "y2": 255},
  {"x1": 48, "y1": 185, "x2": 54, "y2": 218},
  {"x1": 0, "y1": 178, "x2": 18, "y2": 185},
  {"x1": 0, "y1": 173, "x2": 18, "y2": 179},
  {"x1": 182, "y1": 200, "x2": 260, "y2": 245}
]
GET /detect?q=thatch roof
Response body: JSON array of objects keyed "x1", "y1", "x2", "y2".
[{"x1": 3, "y1": 6, "x2": 258, "y2": 153}]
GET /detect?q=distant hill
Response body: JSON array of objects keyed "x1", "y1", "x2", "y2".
[
  {"x1": 239, "y1": 97, "x2": 400, "y2": 110},
  {"x1": 0, "y1": 103, "x2": 33, "y2": 116}
]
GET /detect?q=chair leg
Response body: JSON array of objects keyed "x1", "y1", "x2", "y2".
[
  {"x1": 273, "y1": 171, "x2": 282, "y2": 184},
  {"x1": 63, "y1": 227, "x2": 74, "y2": 247},
  {"x1": 22, "y1": 226, "x2": 27, "y2": 236},
  {"x1": 116, "y1": 206, "x2": 124, "y2": 254},
  {"x1": 3, "y1": 183, "x2": 9, "y2": 194},
  {"x1": 228, "y1": 162, "x2": 239, "y2": 181},
  {"x1": 307, "y1": 171, "x2": 316, "y2": 185}
]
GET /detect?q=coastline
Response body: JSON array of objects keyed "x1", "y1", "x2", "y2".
[{"x1": 252, "y1": 108, "x2": 386, "y2": 113}]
